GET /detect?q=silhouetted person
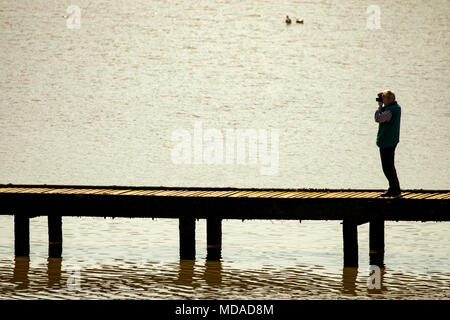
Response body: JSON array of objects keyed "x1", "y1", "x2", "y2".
[{"x1": 374, "y1": 90, "x2": 401, "y2": 198}]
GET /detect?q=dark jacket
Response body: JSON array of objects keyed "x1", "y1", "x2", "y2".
[{"x1": 376, "y1": 102, "x2": 401, "y2": 148}]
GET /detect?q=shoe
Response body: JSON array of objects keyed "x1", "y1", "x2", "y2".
[
  {"x1": 391, "y1": 192, "x2": 402, "y2": 199},
  {"x1": 380, "y1": 191, "x2": 402, "y2": 198},
  {"x1": 380, "y1": 191, "x2": 392, "y2": 197}
]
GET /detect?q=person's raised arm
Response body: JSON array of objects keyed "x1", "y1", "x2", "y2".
[{"x1": 374, "y1": 107, "x2": 392, "y2": 123}]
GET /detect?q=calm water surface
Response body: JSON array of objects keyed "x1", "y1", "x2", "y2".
[{"x1": 0, "y1": 0, "x2": 449, "y2": 299}]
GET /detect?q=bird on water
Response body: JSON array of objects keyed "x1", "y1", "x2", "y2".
[
  {"x1": 285, "y1": 15, "x2": 291, "y2": 24},
  {"x1": 296, "y1": 18, "x2": 304, "y2": 24}
]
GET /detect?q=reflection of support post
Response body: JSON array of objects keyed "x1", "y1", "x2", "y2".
[
  {"x1": 343, "y1": 220, "x2": 358, "y2": 267},
  {"x1": 47, "y1": 257, "x2": 62, "y2": 288},
  {"x1": 369, "y1": 219, "x2": 385, "y2": 267},
  {"x1": 177, "y1": 260, "x2": 195, "y2": 286},
  {"x1": 342, "y1": 267, "x2": 358, "y2": 295},
  {"x1": 207, "y1": 218, "x2": 222, "y2": 261},
  {"x1": 14, "y1": 213, "x2": 29, "y2": 257},
  {"x1": 48, "y1": 215, "x2": 63, "y2": 258},
  {"x1": 12, "y1": 257, "x2": 30, "y2": 289},
  {"x1": 204, "y1": 260, "x2": 222, "y2": 286},
  {"x1": 179, "y1": 217, "x2": 196, "y2": 260}
]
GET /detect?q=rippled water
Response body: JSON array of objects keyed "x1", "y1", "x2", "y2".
[{"x1": 0, "y1": 0, "x2": 449, "y2": 299}]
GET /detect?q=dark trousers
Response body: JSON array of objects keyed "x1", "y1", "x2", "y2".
[{"x1": 379, "y1": 145, "x2": 401, "y2": 194}]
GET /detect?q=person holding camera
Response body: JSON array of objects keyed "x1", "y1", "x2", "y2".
[{"x1": 374, "y1": 90, "x2": 402, "y2": 198}]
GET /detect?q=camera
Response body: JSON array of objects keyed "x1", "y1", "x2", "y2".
[{"x1": 376, "y1": 93, "x2": 383, "y2": 102}]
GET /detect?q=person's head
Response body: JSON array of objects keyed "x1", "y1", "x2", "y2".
[{"x1": 382, "y1": 90, "x2": 396, "y2": 106}]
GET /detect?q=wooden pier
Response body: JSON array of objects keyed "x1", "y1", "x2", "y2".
[{"x1": 1, "y1": 184, "x2": 449, "y2": 267}]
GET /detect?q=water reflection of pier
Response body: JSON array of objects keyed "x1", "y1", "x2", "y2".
[
  {"x1": 8, "y1": 258, "x2": 390, "y2": 297},
  {"x1": 1, "y1": 185, "x2": 449, "y2": 268}
]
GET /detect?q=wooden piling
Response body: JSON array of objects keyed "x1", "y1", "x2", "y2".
[
  {"x1": 206, "y1": 218, "x2": 222, "y2": 261},
  {"x1": 369, "y1": 219, "x2": 385, "y2": 267},
  {"x1": 342, "y1": 220, "x2": 358, "y2": 267},
  {"x1": 48, "y1": 215, "x2": 63, "y2": 258},
  {"x1": 179, "y1": 217, "x2": 196, "y2": 260},
  {"x1": 14, "y1": 214, "x2": 30, "y2": 257}
]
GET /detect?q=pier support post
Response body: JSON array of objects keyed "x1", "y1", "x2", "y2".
[
  {"x1": 206, "y1": 218, "x2": 222, "y2": 261},
  {"x1": 342, "y1": 220, "x2": 358, "y2": 267},
  {"x1": 179, "y1": 217, "x2": 196, "y2": 260},
  {"x1": 369, "y1": 219, "x2": 385, "y2": 267},
  {"x1": 14, "y1": 214, "x2": 30, "y2": 257},
  {"x1": 48, "y1": 215, "x2": 63, "y2": 258}
]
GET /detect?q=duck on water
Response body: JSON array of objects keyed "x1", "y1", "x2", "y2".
[{"x1": 286, "y1": 16, "x2": 303, "y2": 24}]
